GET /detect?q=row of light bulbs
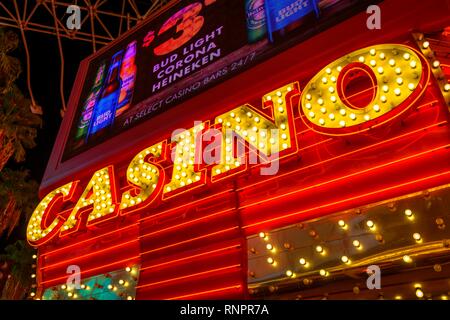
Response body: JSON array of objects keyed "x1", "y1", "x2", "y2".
[
  {"x1": 29, "y1": 253, "x2": 38, "y2": 298},
  {"x1": 40, "y1": 266, "x2": 137, "y2": 300},
  {"x1": 256, "y1": 206, "x2": 429, "y2": 281},
  {"x1": 419, "y1": 39, "x2": 449, "y2": 92}
]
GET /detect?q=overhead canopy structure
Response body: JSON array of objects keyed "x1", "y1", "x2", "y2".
[
  {"x1": 0, "y1": 0, "x2": 171, "y2": 48},
  {"x1": 0, "y1": 0, "x2": 172, "y2": 114}
]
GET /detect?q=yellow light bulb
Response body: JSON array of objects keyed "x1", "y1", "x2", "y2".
[
  {"x1": 415, "y1": 287, "x2": 424, "y2": 298},
  {"x1": 413, "y1": 233, "x2": 421, "y2": 241},
  {"x1": 444, "y1": 83, "x2": 450, "y2": 92}
]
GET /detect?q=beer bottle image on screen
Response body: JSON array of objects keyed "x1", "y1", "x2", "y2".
[
  {"x1": 116, "y1": 41, "x2": 137, "y2": 117},
  {"x1": 246, "y1": 0, "x2": 267, "y2": 43},
  {"x1": 74, "y1": 62, "x2": 106, "y2": 144},
  {"x1": 86, "y1": 50, "x2": 124, "y2": 142}
]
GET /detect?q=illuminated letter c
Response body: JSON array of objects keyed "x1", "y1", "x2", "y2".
[{"x1": 26, "y1": 182, "x2": 78, "y2": 246}]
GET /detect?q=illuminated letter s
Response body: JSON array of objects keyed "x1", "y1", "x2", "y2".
[{"x1": 120, "y1": 141, "x2": 166, "y2": 213}]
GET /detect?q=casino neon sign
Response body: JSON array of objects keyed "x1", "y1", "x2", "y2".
[{"x1": 27, "y1": 44, "x2": 431, "y2": 246}]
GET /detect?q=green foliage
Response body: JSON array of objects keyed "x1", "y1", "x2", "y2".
[
  {"x1": 0, "y1": 86, "x2": 41, "y2": 163},
  {"x1": 0, "y1": 240, "x2": 34, "y2": 287},
  {"x1": 0, "y1": 168, "x2": 39, "y2": 221},
  {"x1": 0, "y1": 28, "x2": 41, "y2": 297},
  {"x1": 0, "y1": 28, "x2": 21, "y2": 94}
]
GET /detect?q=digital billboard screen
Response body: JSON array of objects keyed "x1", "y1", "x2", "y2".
[{"x1": 63, "y1": 0, "x2": 367, "y2": 160}]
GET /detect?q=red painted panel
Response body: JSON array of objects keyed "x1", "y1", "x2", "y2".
[{"x1": 35, "y1": 0, "x2": 450, "y2": 300}]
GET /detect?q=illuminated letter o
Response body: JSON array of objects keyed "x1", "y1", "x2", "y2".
[{"x1": 300, "y1": 44, "x2": 429, "y2": 135}]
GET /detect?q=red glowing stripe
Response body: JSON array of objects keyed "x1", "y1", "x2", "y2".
[
  {"x1": 237, "y1": 120, "x2": 448, "y2": 192},
  {"x1": 296, "y1": 100, "x2": 438, "y2": 152},
  {"x1": 40, "y1": 255, "x2": 139, "y2": 285},
  {"x1": 416, "y1": 100, "x2": 439, "y2": 109},
  {"x1": 136, "y1": 264, "x2": 241, "y2": 289},
  {"x1": 140, "y1": 244, "x2": 241, "y2": 271},
  {"x1": 140, "y1": 226, "x2": 239, "y2": 255},
  {"x1": 40, "y1": 189, "x2": 233, "y2": 258},
  {"x1": 297, "y1": 128, "x2": 311, "y2": 134},
  {"x1": 139, "y1": 208, "x2": 235, "y2": 239},
  {"x1": 41, "y1": 239, "x2": 138, "y2": 270},
  {"x1": 297, "y1": 138, "x2": 333, "y2": 152},
  {"x1": 239, "y1": 143, "x2": 450, "y2": 210},
  {"x1": 40, "y1": 223, "x2": 138, "y2": 257},
  {"x1": 165, "y1": 284, "x2": 242, "y2": 300},
  {"x1": 243, "y1": 170, "x2": 450, "y2": 229},
  {"x1": 138, "y1": 189, "x2": 234, "y2": 223}
]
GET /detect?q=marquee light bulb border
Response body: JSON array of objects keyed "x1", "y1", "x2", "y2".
[{"x1": 27, "y1": 44, "x2": 435, "y2": 246}]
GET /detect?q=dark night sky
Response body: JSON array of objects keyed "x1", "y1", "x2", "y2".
[
  {"x1": 1, "y1": 29, "x2": 93, "y2": 247},
  {"x1": 14, "y1": 33, "x2": 92, "y2": 182}
]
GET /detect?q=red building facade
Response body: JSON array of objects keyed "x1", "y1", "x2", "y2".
[{"x1": 28, "y1": 0, "x2": 450, "y2": 300}]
